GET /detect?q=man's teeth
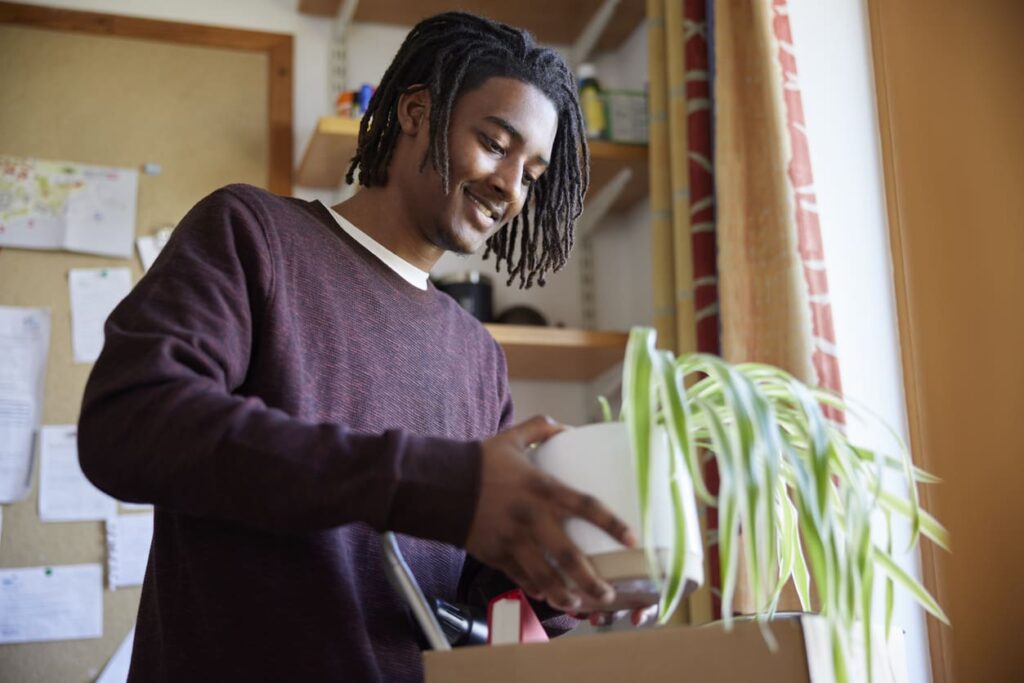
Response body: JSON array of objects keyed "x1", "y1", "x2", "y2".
[{"x1": 468, "y1": 193, "x2": 493, "y2": 218}]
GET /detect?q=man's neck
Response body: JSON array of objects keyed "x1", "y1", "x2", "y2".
[{"x1": 331, "y1": 187, "x2": 442, "y2": 272}]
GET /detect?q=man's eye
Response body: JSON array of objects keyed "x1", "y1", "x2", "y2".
[
  {"x1": 522, "y1": 174, "x2": 536, "y2": 187},
  {"x1": 482, "y1": 135, "x2": 505, "y2": 155}
]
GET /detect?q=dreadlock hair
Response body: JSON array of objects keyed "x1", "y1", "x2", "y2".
[{"x1": 345, "y1": 12, "x2": 590, "y2": 289}]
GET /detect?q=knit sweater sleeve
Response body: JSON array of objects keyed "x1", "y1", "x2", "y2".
[{"x1": 77, "y1": 186, "x2": 481, "y2": 545}]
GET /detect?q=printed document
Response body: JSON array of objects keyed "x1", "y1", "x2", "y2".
[
  {"x1": 38, "y1": 424, "x2": 117, "y2": 522},
  {"x1": 0, "y1": 564, "x2": 103, "y2": 644},
  {"x1": 0, "y1": 306, "x2": 50, "y2": 502},
  {"x1": 69, "y1": 267, "x2": 132, "y2": 363},
  {"x1": 106, "y1": 513, "x2": 154, "y2": 589}
]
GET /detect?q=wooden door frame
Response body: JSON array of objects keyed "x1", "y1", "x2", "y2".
[
  {"x1": 0, "y1": 1, "x2": 293, "y2": 194},
  {"x1": 864, "y1": 1, "x2": 951, "y2": 681}
]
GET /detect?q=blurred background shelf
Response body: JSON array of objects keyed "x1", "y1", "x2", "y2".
[
  {"x1": 297, "y1": 0, "x2": 645, "y2": 53},
  {"x1": 296, "y1": 116, "x2": 648, "y2": 213},
  {"x1": 484, "y1": 324, "x2": 628, "y2": 381}
]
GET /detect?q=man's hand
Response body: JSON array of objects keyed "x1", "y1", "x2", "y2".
[{"x1": 465, "y1": 415, "x2": 637, "y2": 613}]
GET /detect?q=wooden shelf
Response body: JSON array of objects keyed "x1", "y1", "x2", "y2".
[
  {"x1": 587, "y1": 139, "x2": 649, "y2": 213},
  {"x1": 296, "y1": 116, "x2": 361, "y2": 188},
  {"x1": 296, "y1": 116, "x2": 648, "y2": 212},
  {"x1": 297, "y1": 0, "x2": 645, "y2": 53},
  {"x1": 484, "y1": 324, "x2": 628, "y2": 381}
]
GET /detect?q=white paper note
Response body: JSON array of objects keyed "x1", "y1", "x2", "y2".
[
  {"x1": 0, "y1": 156, "x2": 138, "y2": 258},
  {"x1": 0, "y1": 306, "x2": 50, "y2": 502},
  {"x1": 38, "y1": 424, "x2": 116, "y2": 522},
  {"x1": 68, "y1": 267, "x2": 132, "y2": 363},
  {"x1": 97, "y1": 627, "x2": 135, "y2": 683},
  {"x1": 106, "y1": 513, "x2": 154, "y2": 589},
  {"x1": 135, "y1": 226, "x2": 174, "y2": 272},
  {"x1": 0, "y1": 564, "x2": 103, "y2": 644}
]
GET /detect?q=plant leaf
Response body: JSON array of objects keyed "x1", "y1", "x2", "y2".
[{"x1": 873, "y1": 546, "x2": 949, "y2": 625}]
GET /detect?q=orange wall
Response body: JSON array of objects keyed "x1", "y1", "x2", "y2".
[{"x1": 868, "y1": 1, "x2": 1024, "y2": 680}]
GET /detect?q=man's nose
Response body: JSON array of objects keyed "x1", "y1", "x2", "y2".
[{"x1": 489, "y1": 161, "x2": 525, "y2": 206}]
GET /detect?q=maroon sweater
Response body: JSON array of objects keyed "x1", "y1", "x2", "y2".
[{"x1": 79, "y1": 184, "x2": 550, "y2": 681}]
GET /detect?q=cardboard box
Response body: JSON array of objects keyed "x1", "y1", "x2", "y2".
[{"x1": 424, "y1": 616, "x2": 908, "y2": 683}]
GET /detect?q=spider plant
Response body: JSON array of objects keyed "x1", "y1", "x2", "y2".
[{"x1": 621, "y1": 326, "x2": 948, "y2": 682}]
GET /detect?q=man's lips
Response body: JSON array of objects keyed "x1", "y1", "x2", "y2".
[{"x1": 464, "y1": 188, "x2": 501, "y2": 221}]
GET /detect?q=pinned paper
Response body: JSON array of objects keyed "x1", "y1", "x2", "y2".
[
  {"x1": 0, "y1": 564, "x2": 103, "y2": 644},
  {"x1": 0, "y1": 306, "x2": 50, "y2": 503},
  {"x1": 97, "y1": 627, "x2": 135, "y2": 683},
  {"x1": 38, "y1": 424, "x2": 117, "y2": 522},
  {"x1": 106, "y1": 513, "x2": 154, "y2": 589},
  {"x1": 135, "y1": 225, "x2": 174, "y2": 272},
  {"x1": 68, "y1": 267, "x2": 132, "y2": 363},
  {"x1": 0, "y1": 156, "x2": 137, "y2": 258}
]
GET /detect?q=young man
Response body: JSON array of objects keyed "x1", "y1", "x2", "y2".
[{"x1": 79, "y1": 12, "x2": 635, "y2": 682}]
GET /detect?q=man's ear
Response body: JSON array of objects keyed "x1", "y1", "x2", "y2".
[{"x1": 397, "y1": 86, "x2": 431, "y2": 135}]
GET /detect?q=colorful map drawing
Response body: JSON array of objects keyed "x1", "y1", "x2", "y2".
[{"x1": 0, "y1": 156, "x2": 137, "y2": 258}]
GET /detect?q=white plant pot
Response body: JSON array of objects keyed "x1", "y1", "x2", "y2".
[{"x1": 531, "y1": 421, "x2": 704, "y2": 612}]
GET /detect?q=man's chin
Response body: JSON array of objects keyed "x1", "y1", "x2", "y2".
[{"x1": 429, "y1": 226, "x2": 485, "y2": 255}]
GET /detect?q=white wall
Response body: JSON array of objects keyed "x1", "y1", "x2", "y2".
[{"x1": 786, "y1": 2, "x2": 931, "y2": 682}]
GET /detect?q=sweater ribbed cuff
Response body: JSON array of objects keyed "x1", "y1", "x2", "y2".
[{"x1": 386, "y1": 434, "x2": 482, "y2": 547}]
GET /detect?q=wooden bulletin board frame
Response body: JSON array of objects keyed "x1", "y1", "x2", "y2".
[{"x1": 0, "y1": 1, "x2": 294, "y2": 194}]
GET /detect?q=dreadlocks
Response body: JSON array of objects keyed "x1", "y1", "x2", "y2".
[{"x1": 345, "y1": 12, "x2": 590, "y2": 289}]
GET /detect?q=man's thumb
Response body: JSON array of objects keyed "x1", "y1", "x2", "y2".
[{"x1": 512, "y1": 415, "x2": 566, "y2": 447}]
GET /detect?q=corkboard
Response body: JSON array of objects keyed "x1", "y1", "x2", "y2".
[{"x1": 0, "y1": 7, "x2": 291, "y2": 681}]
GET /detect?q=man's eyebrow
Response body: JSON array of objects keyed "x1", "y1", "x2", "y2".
[{"x1": 484, "y1": 116, "x2": 550, "y2": 167}]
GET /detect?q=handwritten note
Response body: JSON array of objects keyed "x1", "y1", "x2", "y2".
[
  {"x1": 0, "y1": 564, "x2": 103, "y2": 644},
  {"x1": 106, "y1": 513, "x2": 154, "y2": 589},
  {"x1": 38, "y1": 424, "x2": 117, "y2": 522},
  {"x1": 0, "y1": 306, "x2": 50, "y2": 502},
  {"x1": 68, "y1": 267, "x2": 132, "y2": 363}
]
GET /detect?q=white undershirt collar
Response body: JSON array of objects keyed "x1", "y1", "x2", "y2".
[{"x1": 324, "y1": 203, "x2": 430, "y2": 290}]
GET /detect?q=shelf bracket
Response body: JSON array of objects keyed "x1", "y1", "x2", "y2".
[
  {"x1": 575, "y1": 166, "x2": 633, "y2": 240},
  {"x1": 328, "y1": 0, "x2": 360, "y2": 110},
  {"x1": 569, "y1": 0, "x2": 622, "y2": 69}
]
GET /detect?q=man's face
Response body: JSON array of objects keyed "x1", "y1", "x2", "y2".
[{"x1": 409, "y1": 77, "x2": 559, "y2": 255}]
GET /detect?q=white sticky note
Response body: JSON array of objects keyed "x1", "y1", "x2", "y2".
[
  {"x1": 38, "y1": 424, "x2": 116, "y2": 522},
  {"x1": 0, "y1": 306, "x2": 50, "y2": 503},
  {"x1": 68, "y1": 267, "x2": 132, "y2": 364},
  {"x1": 97, "y1": 626, "x2": 135, "y2": 683},
  {"x1": 0, "y1": 564, "x2": 103, "y2": 644},
  {"x1": 106, "y1": 513, "x2": 154, "y2": 589}
]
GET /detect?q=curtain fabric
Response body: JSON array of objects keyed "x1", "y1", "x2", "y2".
[
  {"x1": 647, "y1": 0, "x2": 721, "y2": 623},
  {"x1": 713, "y1": 0, "x2": 844, "y2": 614},
  {"x1": 714, "y1": 0, "x2": 843, "y2": 396},
  {"x1": 648, "y1": 0, "x2": 844, "y2": 619}
]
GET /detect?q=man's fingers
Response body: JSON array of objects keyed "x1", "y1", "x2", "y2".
[
  {"x1": 502, "y1": 558, "x2": 542, "y2": 602},
  {"x1": 516, "y1": 546, "x2": 578, "y2": 611},
  {"x1": 508, "y1": 415, "x2": 565, "y2": 449},
  {"x1": 557, "y1": 484, "x2": 637, "y2": 548},
  {"x1": 534, "y1": 516, "x2": 613, "y2": 605}
]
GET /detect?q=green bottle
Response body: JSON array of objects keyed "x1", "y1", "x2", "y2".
[{"x1": 577, "y1": 63, "x2": 608, "y2": 140}]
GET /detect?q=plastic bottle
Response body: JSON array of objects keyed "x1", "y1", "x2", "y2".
[{"x1": 577, "y1": 63, "x2": 608, "y2": 140}]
